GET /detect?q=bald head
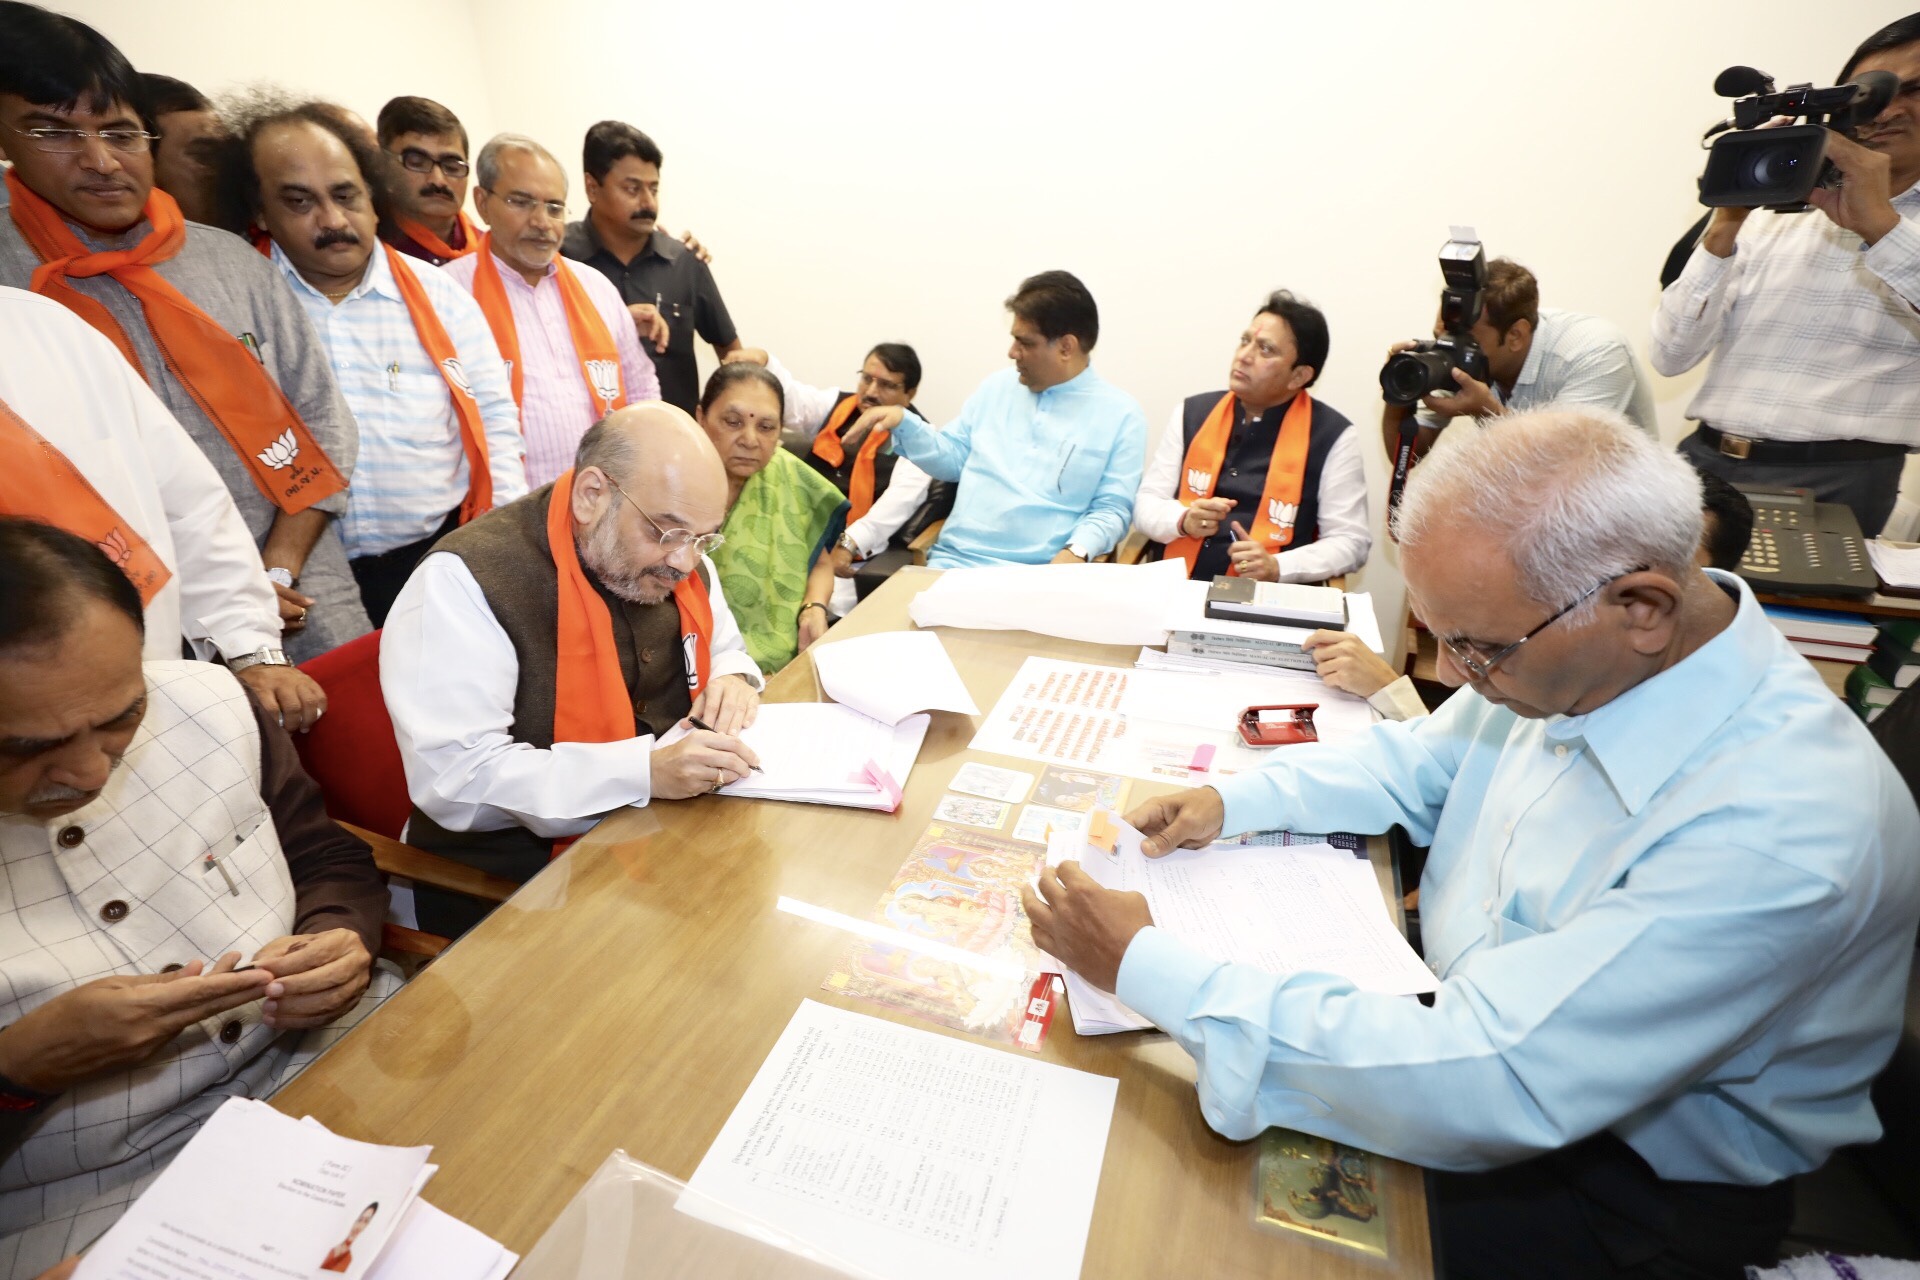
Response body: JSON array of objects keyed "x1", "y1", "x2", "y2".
[{"x1": 569, "y1": 403, "x2": 729, "y2": 604}]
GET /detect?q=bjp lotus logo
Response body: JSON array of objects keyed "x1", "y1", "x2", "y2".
[
  {"x1": 257, "y1": 430, "x2": 300, "y2": 470},
  {"x1": 96, "y1": 527, "x2": 131, "y2": 567},
  {"x1": 682, "y1": 633, "x2": 700, "y2": 689},
  {"x1": 585, "y1": 359, "x2": 621, "y2": 409},
  {"x1": 1267, "y1": 498, "x2": 1299, "y2": 530},
  {"x1": 440, "y1": 357, "x2": 474, "y2": 399},
  {"x1": 1185, "y1": 468, "x2": 1214, "y2": 494}
]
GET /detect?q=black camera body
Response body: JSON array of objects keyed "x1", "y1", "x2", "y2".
[
  {"x1": 1699, "y1": 67, "x2": 1899, "y2": 211},
  {"x1": 1379, "y1": 232, "x2": 1491, "y2": 408}
]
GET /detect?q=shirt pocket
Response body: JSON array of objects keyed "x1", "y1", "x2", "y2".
[
  {"x1": 1046, "y1": 436, "x2": 1109, "y2": 506},
  {"x1": 1490, "y1": 905, "x2": 1541, "y2": 948}
]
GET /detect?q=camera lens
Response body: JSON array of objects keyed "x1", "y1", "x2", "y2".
[
  {"x1": 1746, "y1": 147, "x2": 1802, "y2": 187},
  {"x1": 1379, "y1": 348, "x2": 1450, "y2": 407}
]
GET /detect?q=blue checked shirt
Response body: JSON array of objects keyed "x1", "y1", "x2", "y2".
[
  {"x1": 1117, "y1": 572, "x2": 1920, "y2": 1183},
  {"x1": 1417, "y1": 307, "x2": 1658, "y2": 436},
  {"x1": 276, "y1": 243, "x2": 527, "y2": 557}
]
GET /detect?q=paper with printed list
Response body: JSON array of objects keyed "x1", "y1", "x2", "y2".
[
  {"x1": 684, "y1": 999, "x2": 1117, "y2": 1280},
  {"x1": 1045, "y1": 815, "x2": 1436, "y2": 1035}
]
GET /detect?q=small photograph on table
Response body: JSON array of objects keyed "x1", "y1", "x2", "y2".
[
  {"x1": 1254, "y1": 1130, "x2": 1389, "y2": 1259},
  {"x1": 1034, "y1": 766, "x2": 1129, "y2": 814},
  {"x1": 1011, "y1": 804, "x2": 1090, "y2": 845},
  {"x1": 948, "y1": 761, "x2": 1035, "y2": 804},
  {"x1": 933, "y1": 793, "x2": 1012, "y2": 830}
]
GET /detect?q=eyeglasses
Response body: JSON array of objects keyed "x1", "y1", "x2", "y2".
[
  {"x1": 606, "y1": 477, "x2": 725, "y2": 556},
  {"x1": 393, "y1": 146, "x2": 470, "y2": 180},
  {"x1": 1435, "y1": 568, "x2": 1643, "y2": 682},
  {"x1": 8, "y1": 124, "x2": 156, "y2": 155},
  {"x1": 856, "y1": 370, "x2": 906, "y2": 396},
  {"x1": 479, "y1": 187, "x2": 567, "y2": 221}
]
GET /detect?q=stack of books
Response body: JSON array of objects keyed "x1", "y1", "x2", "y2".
[
  {"x1": 1850, "y1": 617, "x2": 1920, "y2": 723},
  {"x1": 1762, "y1": 605, "x2": 1877, "y2": 664},
  {"x1": 1166, "y1": 579, "x2": 1344, "y2": 672}
]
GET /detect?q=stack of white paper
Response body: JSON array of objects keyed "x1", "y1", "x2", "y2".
[
  {"x1": 76, "y1": 1097, "x2": 514, "y2": 1280},
  {"x1": 661, "y1": 703, "x2": 929, "y2": 810},
  {"x1": 1867, "y1": 540, "x2": 1920, "y2": 590},
  {"x1": 1044, "y1": 815, "x2": 1435, "y2": 1035},
  {"x1": 907, "y1": 558, "x2": 1192, "y2": 645},
  {"x1": 811, "y1": 629, "x2": 979, "y2": 724}
]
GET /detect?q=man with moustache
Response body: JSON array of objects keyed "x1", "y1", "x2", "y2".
[
  {"x1": 225, "y1": 97, "x2": 527, "y2": 626},
  {"x1": 376, "y1": 95, "x2": 475, "y2": 266},
  {"x1": 0, "y1": 2, "x2": 368, "y2": 666},
  {"x1": 1652, "y1": 12, "x2": 1920, "y2": 535},
  {"x1": 841, "y1": 270, "x2": 1145, "y2": 567},
  {"x1": 0, "y1": 520, "x2": 392, "y2": 1276},
  {"x1": 137, "y1": 73, "x2": 226, "y2": 227},
  {"x1": 442, "y1": 133, "x2": 658, "y2": 487},
  {"x1": 381, "y1": 405, "x2": 764, "y2": 937},
  {"x1": 562, "y1": 120, "x2": 740, "y2": 414}
]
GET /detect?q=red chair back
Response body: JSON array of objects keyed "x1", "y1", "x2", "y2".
[{"x1": 292, "y1": 630, "x2": 411, "y2": 839}]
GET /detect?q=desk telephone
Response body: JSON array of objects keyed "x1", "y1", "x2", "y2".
[{"x1": 1733, "y1": 485, "x2": 1877, "y2": 598}]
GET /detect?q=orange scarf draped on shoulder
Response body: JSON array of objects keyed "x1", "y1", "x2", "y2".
[
  {"x1": 0, "y1": 394, "x2": 171, "y2": 603},
  {"x1": 382, "y1": 245, "x2": 495, "y2": 522},
  {"x1": 5, "y1": 172, "x2": 346, "y2": 514},
  {"x1": 1162, "y1": 390, "x2": 1313, "y2": 576},
  {"x1": 469, "y1": 234, "x2": 627, "y2": 418},
  {"x1": 809, "y1": 395, "x2": 890, "y2": 522},
  {"x1": 393, "y1": 211, "x2": 477, "y2": 262}
]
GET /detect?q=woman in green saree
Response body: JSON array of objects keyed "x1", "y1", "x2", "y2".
[{"x1": 697, "y1": 363, "x2": 847, "y2": 675}]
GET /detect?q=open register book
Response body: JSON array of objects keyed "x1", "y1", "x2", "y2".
[
  {"x1": 1043, "y1": 813, "x2": 1436, "y2": 1035},
  {"x1": 660, "y1": 702, "x2": 929, "y2": 811}
]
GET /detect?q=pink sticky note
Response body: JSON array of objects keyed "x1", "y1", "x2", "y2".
[
  {"x1": 1189, "y1": 744, "x2": 1217, "y2": 774},
  {"x1": 862, "y1": 759, "x2": 904, "y2": 812}
]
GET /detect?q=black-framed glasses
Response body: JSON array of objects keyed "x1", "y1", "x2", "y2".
[
  {"x1": 606, "y1": 478, "x2": 725, "y2": 556},
  {"x1": 1436, "y1": 568, "x2": 1644, "y2": 681},
  {"x1": 392, "y1": 146, "x2": 469, "y2": 180},
  {"x1": 856, "y1": 369, "x2": 905, "y2": 396},
  {"x1": 9, "y1": 124, "x2": 155, "y2": 155},
  {"x1": 479, "y1": 186, "x2": 566, "y2": 221}
]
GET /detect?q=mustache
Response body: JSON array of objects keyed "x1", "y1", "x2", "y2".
[
  {"x1": 27, "y1": 783, "x2": 94, "y2": 807},
  {"x1": 642, "y1": 564, "x2": 687, "y2": 584},
  {"x1": 314, "y1": 227, "x2": 361, "y2": 249},
  {"x1": 629, "y1": 209, "x2": 656, "y2": 221},
  {"x1": 417, "y1": 183, "x2": 455, "y2": 200}
]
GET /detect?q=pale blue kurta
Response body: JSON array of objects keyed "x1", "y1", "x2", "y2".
[{"x1": 1117, "y1": 572, "x2": 1920, "y2": 1183}]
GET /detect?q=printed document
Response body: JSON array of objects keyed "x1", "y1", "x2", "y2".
[
  {"x1": 812, "y1": 630, "x2": 979, "y2": 725},
  {"x1": 686, "y1": 1000, "x2": 1117, "y2": 1280}
]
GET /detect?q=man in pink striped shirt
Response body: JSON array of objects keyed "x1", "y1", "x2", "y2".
[{"x1": 442, "y1": 134, "x2": 658, "y2": 486}]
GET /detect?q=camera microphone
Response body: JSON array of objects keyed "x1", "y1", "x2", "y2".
[{"x1": 1714, "y1": 65, "x2": 1775, "y2": 98}]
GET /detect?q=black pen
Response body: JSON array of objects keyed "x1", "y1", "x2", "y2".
[
  {"x1": 1055, "y1": 445, "x2": 1076, "y2": 491},
  {"x1": 687, "y1": 715, "x2": 762, "y2": 772}
]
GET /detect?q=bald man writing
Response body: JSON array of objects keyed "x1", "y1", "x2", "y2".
[{"x1": 381, "y1": 404, "x2": 763, "y2": 936}]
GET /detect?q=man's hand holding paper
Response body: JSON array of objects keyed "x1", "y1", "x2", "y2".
[
  {"x1": 1021, "y1": 862, "x2": 1153, "y2": 993},
  {"x1": 1127, "y1": 788, "x2": 1226, "y2": 855},
  {"x1": 650, "y1": 726, "x2": 762, "y2": 799},
  {"x1": 689, "y1": 672, "x2": 761, "y2": 736}
]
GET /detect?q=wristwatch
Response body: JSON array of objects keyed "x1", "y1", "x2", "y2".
[
  {"x1": 731, "y1": 668, "x2": 765, "y2": 692},
  {"x1": 836, "y1": 531, "x2": 861, "y2": 557},
  {"x1": 264, "y1": 567, "x2": 296, "y2": 589},
  {"x1": 228, "y1": 646, "x2": 292, "y2": 675}
]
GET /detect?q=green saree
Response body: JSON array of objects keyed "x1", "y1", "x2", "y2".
[{"x1": 710, "y1": 447, "x2": 848, "y2": 674}]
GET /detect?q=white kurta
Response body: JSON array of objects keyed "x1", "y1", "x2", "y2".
[
  {"x1": 0, "y1": 286, "x2": 281, "y2": 661},
  {"x1": 380, "y1": 550, "x2": 761, "y2": 838}
]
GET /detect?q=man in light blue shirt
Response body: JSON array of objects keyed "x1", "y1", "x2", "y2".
[
  {"x1": 232, "y1": 97, "x2": 527, "y2": 626},
  {"x1": 843, "y1": 270, "x2": 1144, "y2": 567},
  {"x1": 1026, "y1": 407, "x2": 1920, "y2": 1277}
]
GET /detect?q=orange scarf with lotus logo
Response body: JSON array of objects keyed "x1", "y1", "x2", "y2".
[
  {"x1": 5, "y1": 172, "x2": 345, "y2": 514},
  {"x1": 1163, "y1": 390, "x2": 1313, "y2": 576},
  {"x1": 0, "y1": 394, "x2": 171, "y2": 603},
  {"x1": 468, "y1": 233, "x2": 627, "y2": 417}
]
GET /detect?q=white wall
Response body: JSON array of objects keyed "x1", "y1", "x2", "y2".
[{"x1": 59, "y1": 0, "x2": 1911, "y2": 652}]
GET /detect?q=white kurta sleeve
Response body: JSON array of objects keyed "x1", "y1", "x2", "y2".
[
  {"x1": 1275, "y1": 428, "x2": 1372, "y2": 583},
  {"x1": 1132, "y1": 403, "x2": 1189, "y2": 544}
]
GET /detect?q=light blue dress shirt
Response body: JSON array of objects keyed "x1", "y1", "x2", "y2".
[
  {"x1": 888, "y1": 366, "x2": 1145, "y2": 567},
  {"x1": 277, "y1": 243, "x2": 528, "y2": 558},
  {"x1": 1116, "y1": 572, "x2": 1920, "y2": 1183}
]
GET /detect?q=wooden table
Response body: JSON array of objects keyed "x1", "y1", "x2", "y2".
[{"x1": 273, "y1": 568, "x2": 1435, "y2": 1278}]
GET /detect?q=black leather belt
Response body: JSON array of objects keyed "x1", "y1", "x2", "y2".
[{"x1": 1696, "y1": 423, "x2": 1905, "y2": 465}]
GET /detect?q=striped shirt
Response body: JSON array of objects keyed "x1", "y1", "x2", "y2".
[
  {"x1": 277, "y1": 243, "x2": 529, "y2": 558},
  {"x1": 1650, "y1": 184, "x2": 1920, "y2": 446},
  {"x1": 1416, "y1": 307, "x2": 1658, "y2": 436},
  {"x1": 440, "y1": 248, "x2": 659, "y2": 486}
]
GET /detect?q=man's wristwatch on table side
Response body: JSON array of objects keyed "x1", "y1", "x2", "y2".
[
  {"x1": 264, "y1": 567, "x2": 295, "y2": 589},
  {"x1": 836, "y1": 531, "x2": 862, "y2": 559},
  {"x1": 228, "y1": 646, "x2": 292, "y2": 675}
]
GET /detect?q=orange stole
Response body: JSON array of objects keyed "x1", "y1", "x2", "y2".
[
  {"x1": 5, "y1": 172, "x2": 347, "y2": 514},
  {"x1": 469, "y1": 235, "x2": 627, "y2": 416},
  {"x1": 0, "y1": 394, "x2": 172, "y2": 604},
  {"x1": 393, "y1": 211, "x2": 477, "y2": 261},
  {"x1": 809, "y1": 396, "x2": 892, "y2": 522},
  {"x1": 1162, "y1": 390, "x2": 1314, "y2": 576}
]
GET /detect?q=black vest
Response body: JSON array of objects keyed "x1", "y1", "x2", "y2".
[{"x1": 1158, "y1": 391, "x2": 1352, "y2": 582}]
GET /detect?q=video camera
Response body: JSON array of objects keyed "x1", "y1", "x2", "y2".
[
  {"x1": 1699, "y1": 66, "x2": 1899, "y2": 210},
  {"x1": 1378, "y1": 228, "x2": 1491, "y2": 408}
]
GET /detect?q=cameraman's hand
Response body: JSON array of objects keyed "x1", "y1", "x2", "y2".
[
  {"x1": 1809, "y1": 132, "x2": 1901, "y2": 245},
  {"x1": 1420, "y1": 369, "x2": 1503, "y2": 421}
]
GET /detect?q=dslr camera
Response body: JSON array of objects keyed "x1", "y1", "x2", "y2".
[
  {"x1": 1699, "y1": 66, "x2": 1899, "y2": 210},
  {"x1": 1379, "y1": 228, "x2": 1492, "y2": 408}
]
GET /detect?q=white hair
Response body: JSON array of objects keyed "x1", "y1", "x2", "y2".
[
  {"x1": 474, "y1": 132, "x2": 562, "y2": 191},
  {"x1": 1393, "y1": 406, "x2": 1703, "y2": 621}
]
